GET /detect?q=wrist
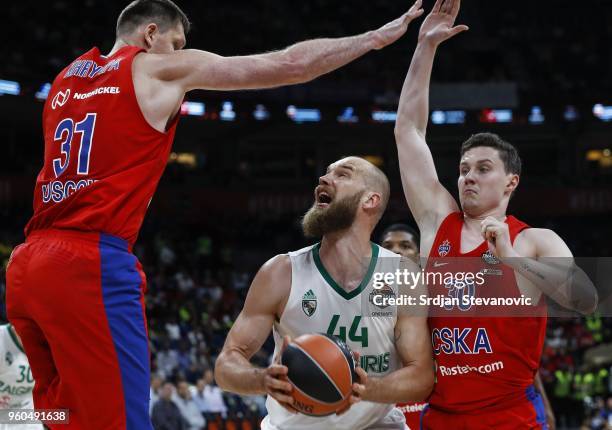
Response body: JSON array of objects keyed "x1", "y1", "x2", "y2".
[
  {"x1": 365, "y1": 30, "x2": 382, "y2": 50},
  {"x1": 253, "y1": 367, "x2": 267, "y2": 394},
  {"x1": 417, "y1": 36, "x2": 440, "y2": 50}
]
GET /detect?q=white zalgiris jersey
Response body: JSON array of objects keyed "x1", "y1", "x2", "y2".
[
  {"x1": 261, "y1": 243, "x2": 408, "y2": 430},
  {"x1": 0, "y1": 324, "x2": 43, "y2": 430}
]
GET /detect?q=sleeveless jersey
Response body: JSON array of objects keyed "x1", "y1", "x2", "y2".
[
  {"x1": 261, "y1": 243, "x2": 407, "y2": 430},
  {"x1": 25, "y1": 46, "x2": 179, "y2": 246},
  {"x1": 425, "y1": 212, "x2": 547, "y2": 414},
  {"x1": 0, "y1": 325, "x2": 43, "y2": 430}
]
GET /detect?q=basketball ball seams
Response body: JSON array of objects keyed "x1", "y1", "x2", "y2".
[
  {"x1": 319, "y1": 333, "x2": 354, "y2": 391},
  {"x1": 289, "y1": 342, "x2": 345, "y2": 401}
]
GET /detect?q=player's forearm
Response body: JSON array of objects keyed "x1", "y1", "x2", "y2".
[
  {"x1": 270, "y1": 32, "x2": 378, "y2": 84},
  {"x1": 214, "y1": 350, "x2": 266, "y2": 395},
  {"x1": 506, "y1": 256, "x2": 598, "y2": 314},
  {"x1": 362, "y1": 366, "x2": 434, "y2": 404},
  {"x1": 396, "y1": 41, "x2": 437, "y2": 137}
]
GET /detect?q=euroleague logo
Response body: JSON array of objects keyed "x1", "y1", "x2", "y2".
[{"x1": 51, "y1": 89, "x2": 71, "y2": 110}]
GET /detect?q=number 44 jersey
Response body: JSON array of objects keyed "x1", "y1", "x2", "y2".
[
  {"x1": 263, "y1": 243, "x2": 408, "y2": 430},
  {"x1": 25, "y1": 46, "x2": 179, "y2": 246}
]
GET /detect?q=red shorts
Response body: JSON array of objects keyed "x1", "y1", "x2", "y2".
[
  {"x1": 6, "y1": 229, "x2": 152, "y2": 430},
  {"x1": 397, "y1": 402, "x2": 427, "y2": 430},
  {"x1": 421, "y1": 388, "x2": 548, "y2": 430}
]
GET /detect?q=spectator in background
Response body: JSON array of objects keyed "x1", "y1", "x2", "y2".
[
  {"x1": 173, "y1": 381, "x2": 205, "y2": 430},
  {"x1": 152, "y1": 382, "x2": 186, "y2": 430},
  {"x1": 192, "y1": 370, "x2": 228, "y2": 424},
  {"x1": 150, "y1": 374, "x2": 164, "y2": 416}
]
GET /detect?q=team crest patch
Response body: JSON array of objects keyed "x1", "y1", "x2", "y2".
[
  {"x1": 5, "y1": 351, "x2": 13, "y2": 366},
  {"x1": 302, "y1": 289, "x2": 317, "y2": 317},
  {"x1": 482, "y1": 250, "x2": 500, "y2": 265},
  {"x1": 438, "y1": 240, "x2": 451, "y2": 257},
  {"x1": 369, "y1": 284, "x2": 395, "y2": 310}
]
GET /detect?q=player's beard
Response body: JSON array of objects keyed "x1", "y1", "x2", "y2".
[{"x1": 301, "y1": 190, "x2": 364, "y2": 238}]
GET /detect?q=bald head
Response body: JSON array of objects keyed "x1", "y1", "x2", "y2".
[{"x1": 333, "y1": 156, "x2": 390, "y2": 219}]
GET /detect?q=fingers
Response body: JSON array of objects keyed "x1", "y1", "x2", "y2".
[
  {"x1": 449, "y1": 24, "x2": 469, "y2": 37},
  {"x1": 355, "y1": 366, "x2": 368, "y2": 385},
  {"x1": 450, "y1": 0, "x2": 462, "y2": 17},
  {"x1": 441, "y1": 0, "x2": 452, "y2": 14},
  {"x1": 267, "y1": 363, "x2": 289, "y2": 378},
  {"x1": 432, "y1": 0, "x2": 445, "y2": 13}
]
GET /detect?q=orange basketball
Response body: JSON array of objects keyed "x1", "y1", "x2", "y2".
[{"x1": 281, "y1": 333, "x2": 356, "y2": 416}]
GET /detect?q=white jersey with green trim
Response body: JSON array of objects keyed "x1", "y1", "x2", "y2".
[
  {"x1": 261, "y1": 243, "x2": 408, "y2": 430},
  {"x1": 0, "y1": 324, "x2": 43, "y2": 430}
]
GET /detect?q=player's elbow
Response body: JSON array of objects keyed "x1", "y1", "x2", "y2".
[
  {"x1": 213, "y1": 351, "x2": 231, "y2": 391},
  {"x1": 575, "y1": 289, "x2": 598, "y2": 315}
]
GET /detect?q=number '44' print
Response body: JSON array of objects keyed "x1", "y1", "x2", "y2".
[{"x1": 326, "y1": 314, "x2": 368, "y2": 347}]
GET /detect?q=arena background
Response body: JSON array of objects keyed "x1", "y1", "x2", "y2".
[{"x1": 1, "y1": 1, "x2": 611, "y2": 429}]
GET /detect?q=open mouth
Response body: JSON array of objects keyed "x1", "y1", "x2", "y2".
[{"x1": 316, "y1": 189, "x2": 333, "y2": 207}]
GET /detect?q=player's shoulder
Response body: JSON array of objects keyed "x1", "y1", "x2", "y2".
[
  {"x1": 516, "y1": 227, "x2": 571, "y2": 257},
  {"x1": 256, "y1": 254, "x2": 291, "y2": 282},
  {"x1": 288, "y1": 243, "x2": 317, "y2": 258},
  {"x1": 517, "y1": 227, "x2": 563, "y2": 243}
]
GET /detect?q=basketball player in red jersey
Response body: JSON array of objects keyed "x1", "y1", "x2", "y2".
[
  {"x1": 5, "y1": 0, "x2": 428, "y2": 428},
  {"x1": 394, "y1": 0, "x2": 597, "y2": 428},
  {"x1": 379, "y1": 223, "x2": 557, "y2": 429}
]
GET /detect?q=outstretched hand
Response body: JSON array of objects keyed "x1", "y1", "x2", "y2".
[
  {"x1": 418, "y1": 0, "x2": 468, "y2": 46},
  {"x1": 372, "y1": 0, "x2": 425, "y2": 49}
]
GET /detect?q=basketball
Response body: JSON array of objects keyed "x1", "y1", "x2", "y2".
[{"x1": 281, "y1": 333, "x2": 357, "y2": 416}]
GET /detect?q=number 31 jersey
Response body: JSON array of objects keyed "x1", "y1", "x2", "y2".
[{"x1": 25, "y1": 46, "x2": 179, "y2": 246}]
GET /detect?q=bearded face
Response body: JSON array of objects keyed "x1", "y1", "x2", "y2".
[{"x1": 301, "y1": 189, "x2": 365, "y2": 238}]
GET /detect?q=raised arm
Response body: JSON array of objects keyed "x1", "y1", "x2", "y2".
[
  {"x1": 214, "y1": 255, "x2": 295, "y2": 409},
  {"x1": 394, "y1": 0, "x2": 468, "y2": 230},
  {"x1": 150, "y1": 1, "x2": 424, "y2": 92}
]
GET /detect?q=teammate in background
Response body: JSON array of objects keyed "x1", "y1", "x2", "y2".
[
  {"x1": 0, "y1": 324, "x2": 43, "y2": 430},
  {"x1": 215, "y1": 157, "x2": 433, "y2": 430},
  {"x1": 394, "y1": 0, "x2": 597, "y2": 428},
  {"x1": 379, "y1": 224, "x2": 426, "y2": 430},
  {"x1": 6, "y1": 0, "x2": 427, "y2": 428}
]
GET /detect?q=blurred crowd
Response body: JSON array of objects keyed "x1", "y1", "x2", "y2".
[{"x1": 2, "y1": 0, "x2": 611, "y2": 105}]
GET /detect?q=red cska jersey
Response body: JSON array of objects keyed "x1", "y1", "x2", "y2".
[
  {"x1": 25, "y1": 46, "x2": 178, "y2": 246},
  {"x1": 425, "y1": 212, "x2": 547, "y2": 414}
]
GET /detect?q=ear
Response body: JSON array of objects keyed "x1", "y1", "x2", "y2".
[
  {"x1": 363, "y1": 192, "x2": 382, "y2": 212},
  {"x1": 506, "y1": 173, "x2": 519, "y2": 195},
  {"x1": 143, "y1": 23, "x2": 159, "y2": 49}
]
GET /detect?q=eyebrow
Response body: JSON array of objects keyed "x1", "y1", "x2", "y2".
[
  {"x1": 326, "y1": 164, "x2": 355, "y2": 173},
  {"x1": 460, "y1": 158, "x2": 494, "y2": 166}
]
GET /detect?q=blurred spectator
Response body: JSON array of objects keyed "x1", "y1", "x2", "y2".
[
  {"x1": 150, "y1": 374, "x2": 164, "y2": 416},
  {"x1": 173, "y1": 381, "x2": 205, "y2": 430},
  {"x1": 151, "y1": 382, "x2": 186, "y2": 430},
  {"x1": 192, "y1": 370, "x2": 228, "y2": 424}
]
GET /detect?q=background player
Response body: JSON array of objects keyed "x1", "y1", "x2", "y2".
[
  {"x1": 0, "y1": 324, "x2": 43, "y2": 430},
  {"x1": 215, "y1": 156, "x2": 433, "y2": 429},
  {"x1": 380, "y1": 223, "x2": 420, "y2": 265},
  {"x1": 5, "y1": 0, "x2": 428, "y2": 428},
  {"x1": 393, "y1": 0, "x2": 597, "y2": 428},
  {"x1": 379, "y1": 224, "x2": 425, "y2": 430}
]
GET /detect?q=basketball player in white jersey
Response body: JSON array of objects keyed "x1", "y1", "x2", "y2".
[
  {"x1": 0, "y1": 324, "x2": 43, "y2": 430},
  {"x1": 215, "y1": 156, "x2": 433, "y2": 430}
]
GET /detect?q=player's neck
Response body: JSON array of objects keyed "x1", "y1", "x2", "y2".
[
  {"x1": 463, "y1": 208, "x2": 507, "y2": 232},
  {"x1": 107, "y1": 37, "x2": 141, "y2": 57},
  {"x1": 319, "y1": 230, "x2": 373, "y2": 288}
]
